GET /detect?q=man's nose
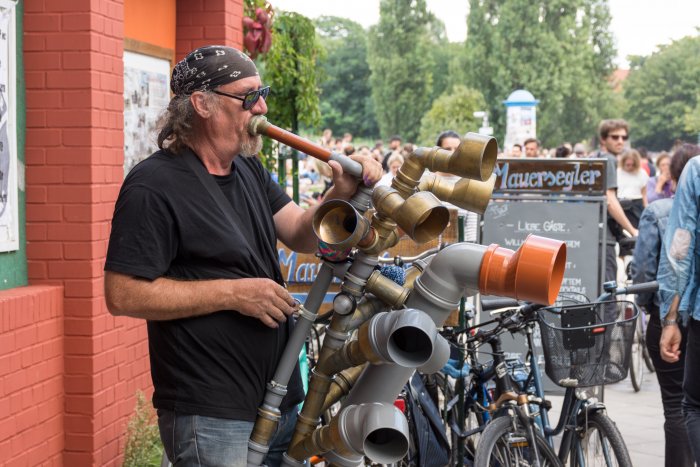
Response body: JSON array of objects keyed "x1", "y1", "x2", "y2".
[{"x1": 252, "y1": 94, "x2": 268, "y2": 115}]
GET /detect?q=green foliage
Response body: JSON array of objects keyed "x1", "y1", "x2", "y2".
[
  {"x1": 367, "y1": 0, "x2": 435, "y2": 142},
  {"x1": 263, "y1": 12, "x2": 322, "y2": 130},
  {"x1": 464, "y1": 0, "x2": 618, "y2": 148},
  {"x1": 623, "y1": 35, "x2": 700, "y2": 150},
  {"x1": 418, "y1": 85, "x2": 486, "y2": 146},
  {"x1": 258, "y1": 11, "x2": 322, "y2": 170},
  {"x1": 315, "y1": 16, "x2": 379, "y2": 138},
  {"x1": 122, "y1": 391, "x2": 162, "y2": 467}
]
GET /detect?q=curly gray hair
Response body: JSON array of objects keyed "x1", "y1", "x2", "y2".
[{"x1": 156, "y1": 93, "x2": 219, "y2": 154}]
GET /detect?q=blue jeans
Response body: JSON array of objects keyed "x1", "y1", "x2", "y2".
[{"x1": 158, "y1": 408, "x2": 298, "y2": 467}]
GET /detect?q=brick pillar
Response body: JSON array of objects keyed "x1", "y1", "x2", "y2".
[
  {"x1": 24, "y1": 0, "x2": 151, "y2": 465},
  {"x1": 176, "y1": 0, "x2": 243, "y2": 59}
]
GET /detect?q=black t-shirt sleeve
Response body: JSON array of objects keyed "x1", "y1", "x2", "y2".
[{"x1": 105, "y1": 184, "x2": 177, "y2": 280}]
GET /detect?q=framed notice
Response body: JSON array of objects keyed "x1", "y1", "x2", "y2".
[
  {"x1": 0, "y1": 0, "x2": 17, "y2": 253},
  {"x1": 123, "y1": 51, "x2": 170, "y2": 176}
]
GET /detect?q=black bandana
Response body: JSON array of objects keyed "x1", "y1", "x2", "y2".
[{"x1": 170, "y1": 45, "x2": 259, "y2": 96}]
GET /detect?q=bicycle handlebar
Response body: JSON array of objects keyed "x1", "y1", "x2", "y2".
[
  {"x1": 480, "y1": 297, "x2": 520, "y2": 311},
  {"x1": 622, "y1": 280, "x2": 659, "y2": 295}
]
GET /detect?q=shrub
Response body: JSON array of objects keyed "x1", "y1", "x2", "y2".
[{"x1": 122, "y1": 391, "x2": 164, "y2": 467}]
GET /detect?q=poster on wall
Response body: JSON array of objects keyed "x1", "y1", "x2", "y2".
[
  {"x1": 123, "y1": 51, "x2": 170, "y2": 176},
  {"x1": 0, "y1": 0, "x2": 17, "y2": 253}
]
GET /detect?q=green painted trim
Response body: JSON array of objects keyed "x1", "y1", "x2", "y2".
[{"x1": 0, "y1": 1, "x2": 27, "y2": 290}]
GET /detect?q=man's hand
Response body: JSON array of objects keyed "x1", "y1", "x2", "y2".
[
  {"x1": 327, "y1": 153, "x2": 383, "y2": 200},
  {"x1": 230, "y1": 278, "x2": 298, "y2": 328},
  {"x1": 660, "y1": 324, "x2": 682, "y2": 363}
]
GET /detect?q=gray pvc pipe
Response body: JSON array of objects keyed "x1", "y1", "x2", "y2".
[
  {"x1": 247, "y1": 262, "x2": 335, "y2": 466},
  {"x1": 273, "y1": 261, "x2": 334, "y2": 394},
  {"x1": 337, "y1": 402, "x2": 409, "y2": 464},
  {"x1": 344, "y1": 243, "x2": 488, "y2": 406},
  {"x1": 368, "y1": 309, "x2": 438, "y2": 368},
  {"x1": 329, "y1": 151, "x2": 363, "y2": 178}
]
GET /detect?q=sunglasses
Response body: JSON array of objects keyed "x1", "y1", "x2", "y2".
[
  {"x1": 608, "y1": 134, "x2": 628, "y2": 141},
  {"x1": 212, "y1": 86, "x2": 271, "y2": 110}
]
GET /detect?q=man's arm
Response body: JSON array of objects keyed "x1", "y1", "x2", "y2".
[
  {"x1": 104, "y1": 271, "x2": 296, "y2": 328},
  {"x1": 607, "y1": 189, "x2": 638, "y2": 236},
  {"x1": 274, "y1": 153, "x2": 382, "y2": 253}
]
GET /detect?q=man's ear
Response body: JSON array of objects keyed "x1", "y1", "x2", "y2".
[{"x1": 190, "y1": 92, "x2": 213, "y2": 119}]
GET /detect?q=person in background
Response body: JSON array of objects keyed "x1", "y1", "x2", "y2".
[
  {"x1": 382, "y1": 135, "x2": 403, "y2": 172},
  {"x1": 510, "y1": 143, "x2": 522, "y2": 158},
  {"x1": 658, "y1": 146, "x2": 700, "y2": 465},
  {"x1": 376, "y1": 152, "x2": 404, "y2": 187},
  {"x1": 647, "y1": 152, "x2": 674, "y2": 204},
  {"x1": 341, "y1": 132, "x2": 353, "y2": 150},
  {"x1": 555, "y1": 145, "x2": 571, "y2": 158},
  {"x1": 319, "y1": 128, "x2": 333, "y2": 148},
  {"x1": 591, "y1": 119, "x2": 638, "y2": 289},
  {"x1": 343, "y1": 145, "x2": 355, "y2": 157},
  {"x1": 633, "y1": 144, "x2": 699, "y2": 467},
  {"x1": 573, "y1": 143, "x2": 587, "y2": 157},
  {"x1": 638, "y1": 146, "x2": 656, "y2": 177},
  {"x1": 103, "y1": 45, "x2": 382, "y2": 467},
  {"x1": 617, "y1": 148, "x2": 649, "y2": 228},
  {"x1": 401, "y1": 142, "x2": 415, "y2": 159},
  {"x1": 524, "y1": 138, "x2": 540, "y2": 158}
]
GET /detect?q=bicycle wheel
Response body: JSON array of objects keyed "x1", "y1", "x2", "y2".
[
  {"x1": 628, "y1": 313, "x2": 644, "y2": 392},
  {"x1": 474, "y1": 415, "x2": 561, "y2": 467},
  {"x1": 570, "y1": 411, "x2": 632, "y2": 467}
]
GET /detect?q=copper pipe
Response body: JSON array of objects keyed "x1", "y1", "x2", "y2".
[
  {"x1": 248, "y1": 115, "x2": 363, "y2": 177},
  {"x1": 248, "y1": 115, "x2": 331, "y2": 162}
]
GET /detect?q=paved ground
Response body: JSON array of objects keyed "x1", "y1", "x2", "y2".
[
  {"x1": 547, "y1": 371, "x2": 665, "y2": 467},
  {"x1": 603, "y1": 374, "x2": 665, "y2": 467}
]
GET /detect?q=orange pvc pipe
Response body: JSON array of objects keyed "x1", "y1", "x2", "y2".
[{"x1": 478, "y1": 235, "x2": 566, "y2": 305}]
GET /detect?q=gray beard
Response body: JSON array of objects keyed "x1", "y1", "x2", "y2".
[{"x1": 240, "y1": 135, "x2": 263, "y2": 158}]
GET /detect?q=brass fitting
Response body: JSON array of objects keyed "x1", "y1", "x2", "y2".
[
  {"x1": 359, "y1": 213, "x2": 399, "y2": 255},
  {"x1": 249, "y1": 406, "x2": 280, "y2": 446},
  {"x1": 392, "y1": 134, "x2": 498, "y2": 198},
  {"x1": 372, "y1": 185, "x2": 449, "y2": 244},
  {"x1": 365, "y1": 270, "x2": 410, "y2": 308},
  {"x1": 418, "y1": 172, "x2": 497, "y2": 215},
  {"x1": 321, "y1": 365, "x2": 366, "y2": 413}
]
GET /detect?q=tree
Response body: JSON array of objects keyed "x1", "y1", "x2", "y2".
[
  {"x1": 367, "y1": 0, "x2": 435, "y2": 142},
  {"x1": 315, "y1": 16, "x2": 379, "y2": 138},
  {"x1": 624, "y1": 35, "x2": 700, "y2": 150},
  {"x1": 418, "y1": 85, "x2": 486, "y2": 146},
  {"x1": 464, "y1": 0, "x2": 618, "y2": 148},
  {"x1": 258, "y1": 11, "x2": 321, "y2": 176}
]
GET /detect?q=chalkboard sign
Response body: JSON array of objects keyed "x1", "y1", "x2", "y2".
[
  {"x1": 480, "y1": 197, "x2": 605, "y2": 392},
  {"x1": 482, "y1": 200, "x2": 602, "y2": 300}
]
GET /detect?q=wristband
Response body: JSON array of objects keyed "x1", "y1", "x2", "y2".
[{"x1": 662, "y1": 318, "x2": 678, "y2": 327}]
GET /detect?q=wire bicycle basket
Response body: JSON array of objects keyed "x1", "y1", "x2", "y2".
[{"x1": 537, "y1": 300, "x2": 639, "y2": 387}]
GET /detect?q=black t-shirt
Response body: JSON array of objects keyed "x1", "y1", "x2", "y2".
[{"x1": 105, "y1": 149, "x2": 304, "y2": 421}]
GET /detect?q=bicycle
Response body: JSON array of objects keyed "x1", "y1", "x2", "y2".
[
  {"x1": 617, "y1": 236, "x2": 655, "y2": 392},
  {"x1": 452, "y1": 280, "x2": 658, "y2": 467}
]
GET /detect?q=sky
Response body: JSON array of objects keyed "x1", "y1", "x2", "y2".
[{"x1": 271, "y1": 0, "x2": 700, "y2": 68}]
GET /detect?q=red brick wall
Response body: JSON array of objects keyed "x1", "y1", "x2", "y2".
[
  {"x1": 0, "y1": 286, "x2": 64, "y2": 467},
  {"x1": 10, "y1": 0, "x2": 246, "y2": 465},
  {"x1": 176, "y1": 0, "x2": 244, "y2": 59},
  {"x1": 23, "y1": 0, "x2": 153, "y2": 465}
]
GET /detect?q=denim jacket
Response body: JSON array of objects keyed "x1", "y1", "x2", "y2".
[
  {"x1": 658, "y1": 156, "x2": 700, "y2": 320},
  {"x1": 631, "y1": 198, "x2": 673, "y2": 311}
]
